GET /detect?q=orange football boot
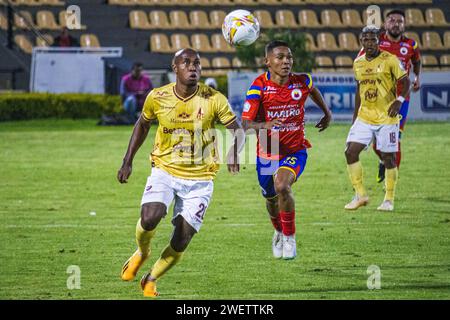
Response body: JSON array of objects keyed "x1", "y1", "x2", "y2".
[{"x1": 121, "y1": 250, "x2": 148, "y2": 281}]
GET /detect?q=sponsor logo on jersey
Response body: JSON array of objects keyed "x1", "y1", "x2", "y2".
[
  {"x1": 267, "y1": 108, "x2": 301, "y2": 118},
  {"x1": 263, "y1": 86, "x2": 277, "y2": 94},
  {"x1": 400, "y1": 47, "x2": 408, "y2": 55},
  {"x1": 364, "y1": 88, "x2": 378, "y2": 102},
  {"x1": 196, "y1": 108, "x2": 204, "y2": 120},
  {"x1": 178, "y1": 112, "x2": 190, "y2": 119},
  {"x1": 243, "y1": 101, "x2": 251, "y2": 112},
  {"x1": 155, "y1": 91, "x2": 169, "y2": 97},
  {"x1": 291, "y1": 88, "x2": 302, "y2": 100}
]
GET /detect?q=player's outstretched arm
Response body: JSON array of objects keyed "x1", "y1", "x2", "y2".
[
  {"x1": 117, "y1": 116, "x2": 151, "y2": 183},
  {"x1": 309, "y1": 87, "x2": 332, "y2": 132},
  {"x1": 225, "y1": 120, "x2": 245, "y2": 174},
  {"x1": 388, "y1": 76, "x2": 411, "y2": 118}
]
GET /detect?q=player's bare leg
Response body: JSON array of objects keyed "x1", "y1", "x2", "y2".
[
  {"x1": 345, "y1": 142, "x2": 369, "y2": 210},
  {"x1": 377, "y1": 152, "x2": 398, "y2": 211},
  {"x1": 141, "y1": 215, "x2": 195, "y2": 297},
  {"x1": 121, "y1": 202, "x2": 166, "y2": 281},
  {"x1": 266, "y1": 196, "x2": 283, "y2": 258},
  {"x1": 274, "y1": 169, "x2": 297, "y2": 259}
]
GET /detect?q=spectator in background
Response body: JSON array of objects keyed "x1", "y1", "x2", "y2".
[
  {"x1": 53, "y1": 27, "x2": 80, "y2": 47},
  {"x1": 120, "y1": 62, "x2": 153, "y2": 121},
  {"x1": 205, "y1": 77, "x2": 218, "y2": 90}
]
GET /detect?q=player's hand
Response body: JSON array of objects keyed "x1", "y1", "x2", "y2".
[
  {"x1": 388, "y1": 100, "x2": 402, "y2": 117},
  {"x1": 226, "y1": 151, "x2": 240, "y2": 175},
  {"x1": 263, "y1": 119, "x2": 283, "y2": 130},
  {"x1": 412, "y1": 76, "x2": 420, "y2": 92},
  {"x1": 117, "y1": 163, "x2": 132, "y2": 183},
  {"x1": 315, "y1": 112, "x2": 331, "y2": 132}
]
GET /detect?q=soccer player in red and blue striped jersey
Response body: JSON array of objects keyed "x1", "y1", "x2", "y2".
[{"x1": 242, "y1": 40, "x2": 332, "y2": 259}]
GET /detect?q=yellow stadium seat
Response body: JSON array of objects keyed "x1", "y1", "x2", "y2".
[
  {"x1": 405, "y1": 8, "x2": 427, "y2": 27},
  {"x1": 321, "y1": 9, "x2": 343, "y2": 28},
  {"x1": 298, "y1": 10, "x2": 322, "y2": 28},
  {"x1": 191, "y1": 33, "x2": 215, "y2": 53},
  {"x1": 317, "y1": 33, "x2": 339, "y2": 51},
  {"x1": 170, "y1": 11, "x2": 193, "y2": 30},
  {"x1": 209, "y1": 10, "x2": 226, "y2": 29},
  {"x1": 208, "y1": 0, "x2": 233, "y2": 5},
  {"x1": 150, "y1": 33, "x2": 172, "y2": 53},
  {"x1": 80, "y1": 34, "x2": 100, "y2": 48},
  {"x1": 275, "y1": 10, "x2": 298, "y2": 28},
  {"x1": 36, "y1": 10, "x2": 60, "y2": 30},
  {"x1": 36, "y1": 34, "x2": 54, "y2": 47},
  {"x1": 444, "y1": 31, "x2": 450, "y2": 49},
  {"x1": 211, "y1": 57, "x2": 231, "y2": 76},
  {"x1": 422, "y1": 31, "x2": 444, "y2": 50},
  {"x1": 211, "y1": 33, "x2": 235, "y2": 53},
  {"x1": 314, "y1": 55, "x2": 334, "y2": 72},
  {"x1": 425, "y1": 8, "x2": 449, "y2": 27},
  {"x1": 200, "y1": 57, "x2": 215, "y2": 77},
  {"x1": 233, "y1": 0, "x2": 258, "y2": 5},
  {"x1": 304, "y1": 33, "x2": 317, "y2": 52},
  {"x1": 404, "y1": 32, "x2": 421, "y2": 47},
  {"x1": 14, "y1": 34, "x2": 33, "y2": 54},
  {"x1": 41, "y1": 0, "x2": 65, "y2": 5},
  {"x1": 149, "y1": 11, "x2": 172, "y2": 29},
  {"x1": 15, "y1": 11, "x2": 35, "y2": 29},
  {"x1": 260, "y1": 0, "x2": 282, "y2": 4},
  {"x1": 129, "y1": 10, "x2": 152, "y2": 29},
  {"x1": 335, "y1": 55, "x2": 353, "y2": 72},
  {"x1": 440, "y1": 54, "x2": 450, "y2": 70},
  {"x1": 342, "y1": 9, "x2": 363, "y2": 28},
  {"x1": 170, "y1": 33, "x2": 191, "y2": 51},
  {"x1": 421, "y1": 54, "x2": 439, "y2": 71},
  {"x1": 0, "y1": 11, "x2": 8, "y2": 30},
  {"x1": 190, "y1": 11, "x2": 211, "y2": 30},
  {"x1": 232, "y1": 57, "x2": 244, "y2": 68},
  {"x1": 338, "y1": 32, "x2": 360, "y2": 52},
  {"x1": 253, "y1": 10, "x2": 275, "y2": 29}
]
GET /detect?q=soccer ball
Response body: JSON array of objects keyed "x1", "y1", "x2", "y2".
[{"x1": 222, "y1": 10, "x2": 260, "y2": 46}]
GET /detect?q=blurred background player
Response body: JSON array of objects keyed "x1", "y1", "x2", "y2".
[
  {"x1": 117, "y1": 48, "x2": 244, "y2": 297},
  {"x1": 204, "y1": 77, "x2": 218, "y2": 90},
  {"x1": 120, "y1": 62, "x2": 153, "y2": 121},
  {"x1": 358, "y1": 9, "x2": 421, "y2": 183},
  {"x1": 345, "y1": 26, "x2": 410, "y2": 212},
  {"x1": 52, "y1": 27, "x2": 80, "y2": 47},
  {"x1": 242, "y1": 40, "x2": 331, "y2": 260}
]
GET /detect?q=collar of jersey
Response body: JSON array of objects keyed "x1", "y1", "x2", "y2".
[{"x1": 173, "y1": 85, "x2": 199, "y2": 102}]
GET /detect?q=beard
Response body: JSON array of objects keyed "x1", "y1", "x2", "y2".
[{"x1": 387, "y1": 29, "x2": 403, "y2": 38}]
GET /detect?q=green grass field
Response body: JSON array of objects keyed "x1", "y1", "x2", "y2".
[{"x1": 0, "y1": 119, "x2": 449, "y2": 300}]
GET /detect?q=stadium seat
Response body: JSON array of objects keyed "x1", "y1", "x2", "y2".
[
  {"x1": 232, "y1": 57, "x2": 244, "y2": 68},
  {"x1": 170, "y1": 11, "x2": 193, "y2": 29},
  {"x1": 80, "y1": 34, "x2": 100, "y2": 48},
  {"x1": 275, "y1": 10, "x2": 299, "y2": 28},
  {"x1": 15, "y1": 11, "x2": 36, "y2": 29},
  {"x1": 150, "y1": 33, "x2": 172, "y2": 53},
  {"x1": 253, "y1": 10, "x2": 275, "y2": 29},
  {"x1": 405, "y1": 9, "x2": 427, "y2": 27},
  {"x1": 298, "y1": 10, "x2": 322, "y2": 28},
  {"x1": 280, "y1": 0, "x2": 307, "y2": 4},
  {"x1": 41, "y1": 0, "x2": 65, "y2": 5},
  {"x1": 149, "y1": 11, "x2": 173, "y2": 29},
  {"x1": 0, "y1": 11, "x2": 8, "y2": 30},
  {"x1": 444, "y1": 31, "x2": 450, "y2": 49},
  {"x1": 304, "y1": 33, "x2": 317, "y2": 52},
  {"x1": 314, "y1": 56, "x2": 334, "y2": 72},
  {"x1": 338, "y1": 32, "x2": 360, "y2": 52},
  {"x1": 129, "y1": 10, "x2": 152, "y2": 30},
  {"x1": 211, "y1": 57, "x2": 231, "y2": 76},
  {"x1": 260, "y1": 0, "x2": 282, "y2": 4},
  {"x1": 208, "y1": 0, "x2": 233, "y2": 5},
  {"x1": 424, "y1": 8, "x2": 449, "y2": 27},
  {"x1": 211, "y1": 33, "x2": 235, "y2": 53},
  {"x1": 440, "y1": 55, "x2": 450, "y2": 70},
  {"x1": 233, "y1": 0, "x2": 258, "y2": 6},
  {"x1": 321, "y1": 10, "x2": 343, "y2": 28},
  {"x1": 14, "y1": 34, "x2": 33, "y2": 54},
  {"x1": 170, "y1": 34, "x2": 191, "y2": 51},
  {"x1": 404, "y1": 31, "x2": 421, "y2": 47},
  {"x1": 422, "y1": 31, "x2": 444, "y2": 50},
  {"x1": 200, "y1": 57, "x2": 215, "y2": 77},
  {"x1": 341, "y1": 9, "x2": 364, "y2": 28},
  {"x1": 316, "y1": 33, "x2": 339, "y2": 51},
  {"x1": 191, "y1": 34, "x2": 215, "y2": 53},
  {"x1": 36, "y1": 34, "x2": 54, "y2": 47},
  {"x1": 59, "y1": 10, "x2": 87, "y2": 30},
  {"x1": 209, "y1": 10, "x2": 226, "y2": 29},
  {"x1": 335, "y1": 55, "x2": 353, "y2": 72},
  {"x1": 36, "y1": 10, "x2": 60, "y2": 30},
  {"x1": 421, "y1": 54, "x2": 439, "y2": 71},
  {"x1": 190, "y1": 11, "x2": 211, "y2": 30}
]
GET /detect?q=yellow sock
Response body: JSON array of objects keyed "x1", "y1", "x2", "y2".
[
  {"x1": 136, "y1": 218, "x2": 156, "y2": 256},
  {"x1": 150, "y1": 245, "x2": 184, "y2": 280},
  {"x1": 384, "y1": 167, "x2": 398, "y2": 201},
  {"x1": 347, "y1": 161, "x2": 366, "y2": 197}
]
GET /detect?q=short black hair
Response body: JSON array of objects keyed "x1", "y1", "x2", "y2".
[
  {"x1": 385, "y1": 9, "x2": 405, "y2": 18},
  {"x1": 132, "y1": 62, "x2": 143, "y2": 69},
  {"x1": 265, "y1": 40, "x2": 289, "y2": 56},
  {"x1": 361, "y1": 25, "x2": 381, "y2": 36}
]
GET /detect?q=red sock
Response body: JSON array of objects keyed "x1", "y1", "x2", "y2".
[
  {"x1": 270, "y1": 215, "x2": 282, "y2": 232},
  {"x1": 279, "y1": 211, "x2": 295, "y2": 236},
  {"x1": 396, "y1": 141, "x2": 402, "y2": 168}
]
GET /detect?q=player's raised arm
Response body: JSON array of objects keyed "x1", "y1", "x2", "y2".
[
  {"x1": 117, "y1": 116, "x2": 151, "y2": 183},
  {"x1": 309, "y1": 87, "x2": 332, "y2": 132}
]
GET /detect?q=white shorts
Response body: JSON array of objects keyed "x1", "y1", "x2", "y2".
[
  {"x1": 141, "y1": 168, "x2": 214, "y2": 232},
  {"x1": 346, "y1": 118, "x2": 399, "y2": 153}
]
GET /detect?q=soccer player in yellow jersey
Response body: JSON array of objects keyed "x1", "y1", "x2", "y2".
[
  {"x1": 345, "y1": 26, "x2": 410, "y2": 212},
  {"x1": 117, "y1": 48, "x2": 244, "y2": 297}
]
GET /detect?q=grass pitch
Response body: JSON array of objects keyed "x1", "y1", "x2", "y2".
[{"x1": 0, "y1": 119, "x2": 449, "y2": 300}]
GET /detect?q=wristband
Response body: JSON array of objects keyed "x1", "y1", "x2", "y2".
[{"x1": 396, "y1": 96, "x2": 405, "y2": 103}]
